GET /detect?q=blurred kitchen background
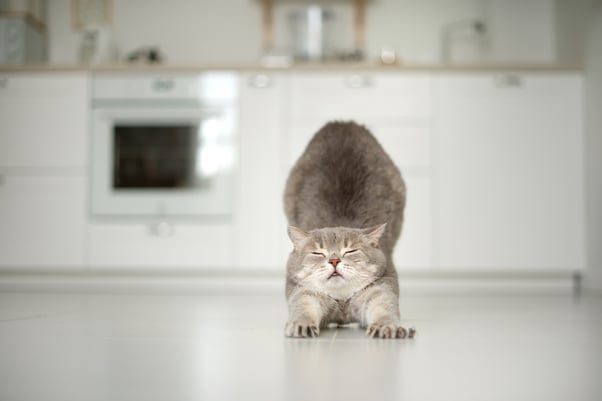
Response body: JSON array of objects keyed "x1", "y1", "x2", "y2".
[
  {"x1": 1, "y1": 0, "x2": 598, "y2": 65},
  {"x1": 0, "y1": 0, "x2": 601, "y2": 294}
]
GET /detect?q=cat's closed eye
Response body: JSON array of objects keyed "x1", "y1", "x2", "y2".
[
  {"x1": 344, "y1": 249, "x2": 359, "y2": 255},
  {"x1": 311, "y1": 252, "x2": 326, "y2": 257}
]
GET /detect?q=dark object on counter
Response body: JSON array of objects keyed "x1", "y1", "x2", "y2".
[
  {"x1": 126, "y1": 47, "x2": 164, "y2": 64},
  {"x1": 333, "y1": 49, "x2": 364, "y2": 62}
]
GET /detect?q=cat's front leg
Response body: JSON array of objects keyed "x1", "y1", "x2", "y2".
[
  {"x1": 285, "y1": 292, "x2": 325, "y2": 338},
  {"x1": 356, "y1": 286, "x2": 415, "y2": 339}
]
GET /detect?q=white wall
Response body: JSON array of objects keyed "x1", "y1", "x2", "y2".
[
  {"x1": 555, "y1": 0, "x2": 594, "y2": 64},
  {"x1": 584, "y1": 2, "x2": 602, "y2": 292},
  {"x1": 46, "y1": 0, "x2": 557, "y2": 65},
  {"x1": 368, "y1": 0, "x2": 556, "y2": 64},
  {"x1": 48, "y1": 0, "x2": 262, "y2": 64}
]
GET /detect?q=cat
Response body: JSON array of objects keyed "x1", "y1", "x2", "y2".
[{"x1": 283, "y1": 121, "x2": 415, "y2": 339}]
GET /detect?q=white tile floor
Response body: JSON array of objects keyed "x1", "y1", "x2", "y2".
[{"x1": 0, "y1": 291, "x2": 601, "y2": 401}]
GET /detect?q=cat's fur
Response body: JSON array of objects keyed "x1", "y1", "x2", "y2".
[{"x1": 284, "y1": 121, "x2": 413, "y2": 339}]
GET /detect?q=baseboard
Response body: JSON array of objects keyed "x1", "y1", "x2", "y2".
[
  {"x1": 398, "y1": 274, "x2": 576, "y2": 296},
  {"x1": 0, "y1": 268, "x2": 579, "y2": 296},
  {"x1": 583, "y1": 269, "x2": 602, "y2": 294}
]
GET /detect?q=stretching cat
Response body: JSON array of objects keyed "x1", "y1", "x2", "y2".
[{"x1": 284, "y1": 121, "x2": 415, "y2": 339}]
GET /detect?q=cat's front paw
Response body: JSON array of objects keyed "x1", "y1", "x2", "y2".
[
  {"x1": 366, "y1": 323, "x2": 416, "y2": 339},
  {"x1": 285, "y1": 319, "x2": 320, "y2": 338}
]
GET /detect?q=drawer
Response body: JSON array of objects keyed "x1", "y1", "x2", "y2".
[
  {"x1": 0, "y1": 74, "x2": 89, "y2": 167},
  {"x1": 0, "y1": 73, "x2": 88, "y2": 99},
  {"x1": 92, "y1": 73, "x2": 239, "y2": 101},
  {"x1": 87, "y1": 221, "x2": 233, "y2": 268},
  {"x1": 290, "y1": 73, "x2": 431, "y2": 121}
]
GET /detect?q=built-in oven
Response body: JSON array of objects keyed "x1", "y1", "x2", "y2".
[{"x1": 91, "y1": 73, "x2": 239, "y2": 216}]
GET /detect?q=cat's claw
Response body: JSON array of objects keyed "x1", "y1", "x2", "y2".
[
  {"x1": 285, "y1": 321, "x2": 320, "y2": 338},
  {"x1": 367, "y1": 324, "x2": 416, "y2": 339}
]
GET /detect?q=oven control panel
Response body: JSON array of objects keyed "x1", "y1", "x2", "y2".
[{"x1": 92, "y1": 73, "x2": 239, "y2": 102}]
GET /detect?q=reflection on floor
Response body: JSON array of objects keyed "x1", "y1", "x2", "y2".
[{"x1": 0, "y1": 292, "x2": 600, "y2": 401}]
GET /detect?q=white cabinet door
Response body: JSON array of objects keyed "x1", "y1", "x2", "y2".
[
  {"x1": 0, "y1": 175, "x2": 86, "y2": 267},
  {"x1": 0, "y1": 73, "x2": 89, "y2": 269},
  {"x1": 237, "y1": 73, "x2": 289, "y2": 270},
  {"x1": 436, "y1": 73, "x2": 584, "y2": 270},
  {"x1": 394, "y1": 176, "x2": 432, "y2": 269},
  {"x1": 0, "y1": 74, "x2": 89, "y2": 167}
]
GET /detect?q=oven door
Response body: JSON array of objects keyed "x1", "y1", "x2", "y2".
[{"x1": 91, "y1": 107, "x2": 237, "y2": 216}]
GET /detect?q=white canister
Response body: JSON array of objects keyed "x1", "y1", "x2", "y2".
[
  {"x1": 288, "y1": 6, "x2": 333, "y2": 62},
  {"x1": 79, "y1": 24, "x2": 116, "y2": 64}
]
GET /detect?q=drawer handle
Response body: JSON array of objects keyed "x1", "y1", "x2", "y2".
[
  {"x1": 494, "y1": 75, "x2": 523, "y2": 88},
  {"x1": 149, "y1": 221, "x2": 174, "y2": 237},
  {"x1": 0, "y1": 77, "x2": 8, "y2": 89},
  {"x1": 346, "y1": 75, "x2": 373, "y2": 88},
  {"x1": 152, "y1": 78, "x2": 175, "y2": 92},
  {"x1": 0, "y1": 174, "x2": 5, "y2": 187},
  {"x1": 250, "y1": 74, "x2": 272, "y2": 88}
]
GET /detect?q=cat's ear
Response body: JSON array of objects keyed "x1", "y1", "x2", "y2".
[
  {"x1": 288, "y1": 226, "x2": 309, "y2": 250},
  {"x1": 362, "y1": 223, "x2": 387, "y2": 248}
]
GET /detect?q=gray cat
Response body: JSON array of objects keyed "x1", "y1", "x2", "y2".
[{"x1": 284, "y1": 121, "x2": 415, "y2": 339}]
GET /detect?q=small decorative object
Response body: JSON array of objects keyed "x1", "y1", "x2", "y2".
[
  {"x1": 78, "y1": 24, "x2": 116, "y2": 64},
  {"x1": 72, "y1": 0, "x2": 112, "y2": 31},
  {"x1": 379, "y1": 46, "x2": 399, "y2": 65},
  {"x1": 126, "y1": 47, "x2": 164, "y2": 64}
]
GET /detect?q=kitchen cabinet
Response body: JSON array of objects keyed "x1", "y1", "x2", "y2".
[
  {"x1": 287, "y1": 72, "x2": 434, "y2": 269},
  {"x1": 435, "y1": 73, "x2": 584, "y2": 270},
  {"x1": 0, "y1": 73, "x2": 89, "y2": 268},
  {"x1": 0, "y1": 70, "x2": 586, "y2": 273},
  {"x1": 237, "y1": 73, "x2": 290, "y2": 270}
]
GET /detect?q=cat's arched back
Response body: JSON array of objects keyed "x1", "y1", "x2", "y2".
[{"x1": 283, "y1": 121, "x2": 406, "y2": 258}]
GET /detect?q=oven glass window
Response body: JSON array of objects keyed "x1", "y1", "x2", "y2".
[{"x1": 113, "y1": 125, "x2": 202, "y2": 189}]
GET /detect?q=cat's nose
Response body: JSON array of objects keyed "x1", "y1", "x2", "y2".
[{"x1": 329, "y1": 257, "x2": 340, "y2": 268}]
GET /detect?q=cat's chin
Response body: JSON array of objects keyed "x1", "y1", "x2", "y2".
[
  {"x1": 321, "y1": 280, "x2": 362, "y2": 300},
  {"x1": 325, "y1": 276, "x2": 347, "y2": 289},
  {"x1": 323, "y1": 275, "x2": 357, "y2": 290},
  {"x1": 327, "y1": 271, "x2": 343, "y2": 280}
]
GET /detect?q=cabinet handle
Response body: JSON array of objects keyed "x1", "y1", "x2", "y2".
[
  {"x1": 346, "y1": 74, "x2": 373, "y2": 88},
  {"x1": 0, "y1": 77, "x2": 8, "y2": 89},
  {"x1": 249, "y1": 74, "x2": 272, "y2": 88},
  {"x1": 494, "y1": 75, "x2": 523, "y2": 88},
  {"x1": 0, "y1": 174, "x2": 4, "y2": 187},
  {"x1": 149, "y1": 221, "x2": 174, "y2": 237},
  {"x1": 152, "y1": 78, "x2": 175, "y2": 92}
]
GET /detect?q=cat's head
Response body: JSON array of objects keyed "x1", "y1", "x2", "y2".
[{"x1": 286, "y1": 224, "x2": 387, "y2": 299}]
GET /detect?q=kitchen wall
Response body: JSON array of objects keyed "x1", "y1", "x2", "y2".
[
  {"x1": 555, "y1": 0, "x2": 595, "y2": 64},
  {"x1": 47, "y1": 0, "x2": 558, "y2": 65},
  {"x1": 585, "y1": 2, "x2": 602, "y2": 292},
  {"x1": 367, "y1": 0, "x2": 555, "y2": 64},
  {"x1": 48, "y1": 0, "x2": 261, "y2": 64}
]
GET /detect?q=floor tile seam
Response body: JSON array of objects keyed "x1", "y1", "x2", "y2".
[{"x1": 0, "y1": 312, "x2": 77, "y2": 323}]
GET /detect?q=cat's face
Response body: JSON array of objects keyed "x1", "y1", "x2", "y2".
[{"x1": 287, "y1": 225, "x2": 387, "y2": 299}]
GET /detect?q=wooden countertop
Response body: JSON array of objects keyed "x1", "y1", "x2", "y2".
[{"x1": 0, "y1": 62, "x2": 583, "y2": 73}]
